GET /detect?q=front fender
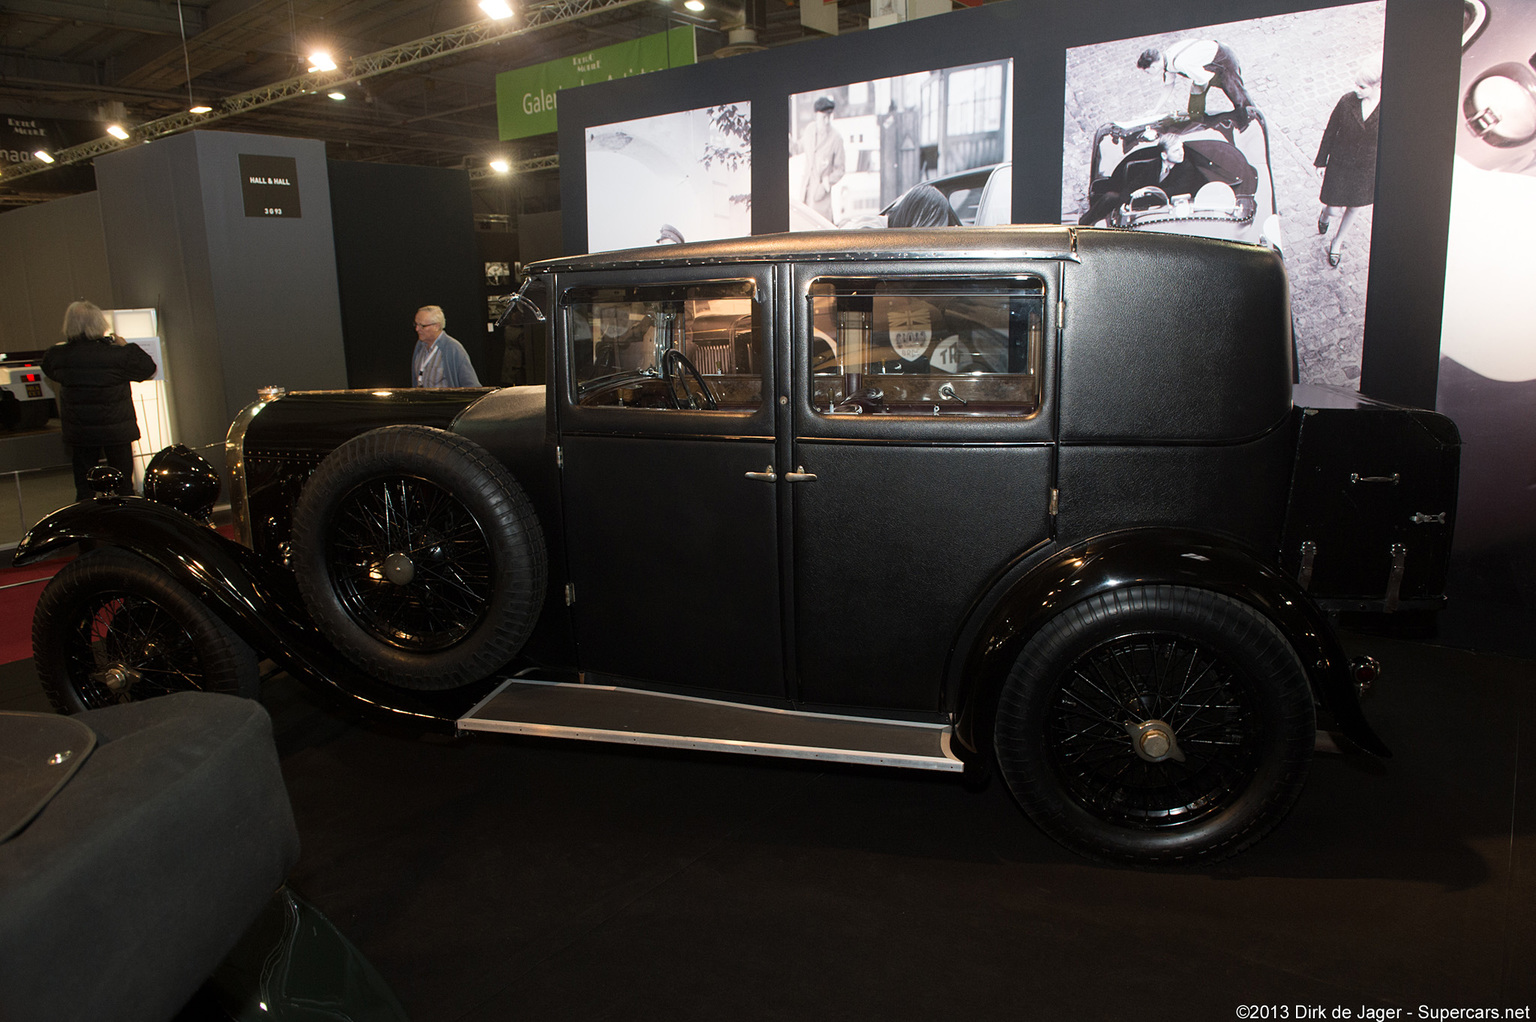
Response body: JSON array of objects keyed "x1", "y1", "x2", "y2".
[
  {"x1": 15, "y1": 498, "x2": 490, "y2": 730},
  {"x1": 952, "y1": 528, "x2": 1389, "y2": 759}
]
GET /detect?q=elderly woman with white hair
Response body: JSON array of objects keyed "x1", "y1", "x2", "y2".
[
  {"x1": 41, "y1": 300, "x2": 158, "y2": 500},
  {"x1": 1315, "y1": 55, "x2": 1384, "y2": 268}
]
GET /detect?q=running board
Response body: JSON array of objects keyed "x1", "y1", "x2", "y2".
[{"x1": 457, "y1": 677, "x2": 964, "y2": 772}]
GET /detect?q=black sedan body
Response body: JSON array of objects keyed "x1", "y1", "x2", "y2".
[{"x1": 17, "y1": 226, "x2": 1460, "y2": 864}]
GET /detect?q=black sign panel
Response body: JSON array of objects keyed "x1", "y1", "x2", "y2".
[{"x1": 239, "y1": 153, "x2": 302, "y2": 218}]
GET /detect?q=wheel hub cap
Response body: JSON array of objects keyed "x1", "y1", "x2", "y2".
[
  {"x1": 94, "y1": 664, "x2": 137, "y2": 693},
  {"x1": 1127, "y1": 719, "x2": 1187, "y2": 763},
  {"x1": 383, "y1": 552, "x2": 416, "y2": 585}
]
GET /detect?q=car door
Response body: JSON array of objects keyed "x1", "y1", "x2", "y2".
[
  {"x1": 787, "y1": 261, "x2": 1059, "y2": 713},
  {"x1": 555, "y1": 265, "x2": 785, "y2": 698}
]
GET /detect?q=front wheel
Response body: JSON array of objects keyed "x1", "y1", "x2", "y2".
[
  {"x1": 32, "y1": 548, "x2": 261, "y2": 714},
  {"x1": 993, "y1": 585, "x2": 1316, "y2": 865}
]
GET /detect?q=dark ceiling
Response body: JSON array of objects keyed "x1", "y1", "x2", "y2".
[{"x1": 0, "y1": 0, "x2": 873, "y2": 212}]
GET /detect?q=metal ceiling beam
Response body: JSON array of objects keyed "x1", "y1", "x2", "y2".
[
  {"x1": 469, "y1": 154, "x2": 559, "y2": 181},
  {"x1": 2, "y1": 0, "x2": 648, "y2": 186},
  {"x1": 0, "y1": 0, "x2": 207, "y2": 36}
]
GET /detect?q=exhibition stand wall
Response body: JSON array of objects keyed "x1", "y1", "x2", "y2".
[
  {"x1": 93, "y1": 130, "x2": 350, "y2": 455},
  {"x1": 328, "y1": 160, "x2": 485, "y2": 389}
]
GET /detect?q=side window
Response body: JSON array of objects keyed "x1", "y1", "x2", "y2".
[
  {"x1": 808, "y1": 277, "x2": 1045, "y2": 416},
  {"x1": 566, "y1": 281, "x2": 763, "y2": 413}
]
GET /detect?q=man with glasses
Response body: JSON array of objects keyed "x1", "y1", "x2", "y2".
[{"x1": 411, "y1": 305, "x2": 481, "y2": 388}]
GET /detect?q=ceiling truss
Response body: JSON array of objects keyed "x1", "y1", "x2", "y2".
[{"x1": 0, "y1": 0, "x2": 648, "y2": 187}]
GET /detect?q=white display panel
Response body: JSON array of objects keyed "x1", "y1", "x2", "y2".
[
  {"x1": 107, "y1": 308, "x2": 174, "y2": 490},
  {"x1": 585, "y1": 103, "x2": 752, "y2": 253},
  {"x1": 788, "y1": 60, "x2": 1013, "y2": 230},
  {"x1": 1061, "y1": 3, "x2": 1386, "y2": 389}
]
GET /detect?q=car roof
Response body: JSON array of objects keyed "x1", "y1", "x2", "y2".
[{"x1": 529, "y1": 225, "x2": 1081, "y2": 273}]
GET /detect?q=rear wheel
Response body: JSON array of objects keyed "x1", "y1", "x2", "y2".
[
  {"x1": 32, "y1": 548, "x2": 260, "y2": 714},
  {"x1": 993, "y1": 585, "x2": 1315, "y2": 865}
]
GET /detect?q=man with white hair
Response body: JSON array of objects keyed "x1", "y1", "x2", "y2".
[{"x1": 411, "y1": 305, "x2": 481, "y2": 388}]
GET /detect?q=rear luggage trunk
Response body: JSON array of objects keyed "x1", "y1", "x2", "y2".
[{"x1": 1282, "y1": 384, "x2": 1461, "y2": 611}]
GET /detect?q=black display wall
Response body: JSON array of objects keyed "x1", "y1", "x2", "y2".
[
  {"x1": 95, "y1": 130, "x2": 349, "y2": 453},
  {"x1": 328, "y1": 161, "x2": 485, "y2": 389},
  {"x1": 557, "y1": 0, "x2": 1462, "y2": 412}
]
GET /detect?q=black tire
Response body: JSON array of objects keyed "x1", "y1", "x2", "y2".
[
  {"x1": 32, "y1": 547, "x2": 261, "y2": 715},
  {"x1": 993, "y1": 585, "x2": 1316, "y2": 865},
  {"x1": 289, "y1": 425, "x2": 547, "y2": 690}
]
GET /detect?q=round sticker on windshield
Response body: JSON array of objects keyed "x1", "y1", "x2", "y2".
[{"x1": 885, "y1": 302, "x2": 933, "y2": 361}]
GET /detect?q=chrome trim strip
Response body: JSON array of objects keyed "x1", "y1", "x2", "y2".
[
  {"x1": 458, "y1": 719, "x2": 965, "y2": 771},
  {"x1": 458, "y1": 678, "x2": 964, "y2": 772},
  {"x1": 223, "y1": 397, "x2": 272, "y2": 548}
]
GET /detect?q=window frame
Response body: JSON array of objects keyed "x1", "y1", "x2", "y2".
[
  {"x1": 792, "y1": 261, "x2": 1057, "y2": 445},
  {"x1": 555, "y1": 267, "x2": 777, "y2": 441}
]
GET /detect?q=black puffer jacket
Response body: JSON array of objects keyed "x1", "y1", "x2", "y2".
[{"x1": 42, "y1": 335, "x2": 158, "y2": 446}]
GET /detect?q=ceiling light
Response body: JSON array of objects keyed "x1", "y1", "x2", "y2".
[
  {"x1": 33, "y1": 150, "x2": 55, "y2": 163},
  {"x1": 307, "y1": 51, "x2": 337, "y2": 73},
  {"x1": 189, "y1": 104, "x2": 213, "y2": 114},
  {"x1": 490, "y1": 159, "x2": 511, "y2": 173},
  {"x1": 479, "y1": 0, "x2": 515, "y2": 18},
  {"x1": 106, "y1": 124, "x2": 130, "y2": 140},
  {"x1": 327, "y1": 91, "x2": 347, "y2": 101},
  {"x1": 684, "y1": 0, "x2": 705, "y2": 10}
]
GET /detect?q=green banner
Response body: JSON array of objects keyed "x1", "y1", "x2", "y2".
[{"x1": 496, "y1": 27, "x2": 696, "y2": 141}]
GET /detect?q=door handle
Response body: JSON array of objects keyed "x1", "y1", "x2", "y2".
[
  {"x1": 744, "y1": 465, "x2": 777, "y2": 482},
  {"x1": 784, "y1": 466, "x2": 817, "y2": 483}
]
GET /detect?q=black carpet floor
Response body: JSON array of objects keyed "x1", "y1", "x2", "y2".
[{"x1": 4, "y1": 632, "x2": 1534, "y2": 1021}]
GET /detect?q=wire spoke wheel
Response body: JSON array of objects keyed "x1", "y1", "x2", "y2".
[
  {"x1": 994, "y1": 585, "x2": 1315, "y2": 865},
  {"x1": 1047, "y1": 632, "x2": 1261, "y2": 829},
  {"x1": 290, "y1": 425, "x2": 547, "y2": 691},
  {"x1": 33, "y1": 548, "x2": 260, "y2": 715},
  {"x1": 64, "y1": 594, "x2": 210, "y2": 706},
  {"x1": 328, "y1": 475, "x2": 495, "y2": 650}
]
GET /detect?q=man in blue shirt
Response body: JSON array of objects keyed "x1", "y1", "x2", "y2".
[{"x1": 411, "y1": 305, "x2": 482, "y2": 387}]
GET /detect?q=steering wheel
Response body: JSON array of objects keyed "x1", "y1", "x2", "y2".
[
  {"x1": 660, "y1": 349, "x2": 719, "y2": 410},
  {"x1": 1125, "y1": 185, "x2": 1171, "y2": 213}
]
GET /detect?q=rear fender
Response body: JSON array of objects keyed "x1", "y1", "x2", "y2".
[
  {"x1": 952, "y1": 528, "x2": 1389, "y2": 759},
  {"x1": 14, "y1": 498, "x2": 483, "y2": 730}
]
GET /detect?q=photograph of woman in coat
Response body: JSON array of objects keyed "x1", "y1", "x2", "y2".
[{"x1": 1315, "y1": 55, "x2": 1382, "y2": 267}]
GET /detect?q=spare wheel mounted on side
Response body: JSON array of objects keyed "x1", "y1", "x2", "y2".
[{"x1": 289, "y1": 424, "x2": 547, "y2": 690}]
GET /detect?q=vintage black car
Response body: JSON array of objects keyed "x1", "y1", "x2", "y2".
[{"x1": 15, "y1": 226, "x2": 1460, "y2": 865}]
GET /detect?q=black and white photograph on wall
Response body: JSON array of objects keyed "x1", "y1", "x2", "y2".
[
  {"x1": 1061, "y1": 2, "x2": 1386, "y2": 387},
  {"x1": 584, "y1": 103, "x2": 752, "y2": 253},
  {"x1": 788, "y1": 59, "x2": 1013, "y2": 231},
  {"x1": 1436, "y1": 0, "x2": 1536, "y2": 633}
]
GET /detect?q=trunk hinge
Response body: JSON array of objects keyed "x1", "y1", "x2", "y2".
[
  {"x1": 564, "y1": 582, "x2": 576, "y2": 606},
  {"x1": 1383, "y1": 544, "x2": 1407, "y2": 612},
  {"x1": 1297, "y1": 540, "x2": 1317, "y2": 589},
  {"x1": 556, "y1": 445, "x2": 564, "y2": 469},
  {"x1": 1049, "y1": 488, "x2": 1059, "y2": 516}
]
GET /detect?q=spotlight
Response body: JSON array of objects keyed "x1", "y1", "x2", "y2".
[
  {"x1": 33, "y1": 150, "x2": 55, "y2": 163},
  {"x1": 189, "y1": 104, "x2": 213, "y2": 114},
  {"x1": 684, "y1": 0, "x2": 705, "y2": 10},
  {"x1": 327, "y1": 91, "x2": 347, "y2": 101},
  {"x1": 106, "y1": 124, "x2": 130, "y2": 140},
  {"x1": 307, "y1": 50, "x2": 337, "y2": 73},
  {"x1": 490, "y1": 159, "x2": 511, "y2": 173},
  {"x1": 479, "y1": 0, "x2": 515, "y2": 18}
]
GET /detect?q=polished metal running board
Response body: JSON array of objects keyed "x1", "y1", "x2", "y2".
[{"x1": 457, "y1": 677, "x2": 964, "y2": 772}]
